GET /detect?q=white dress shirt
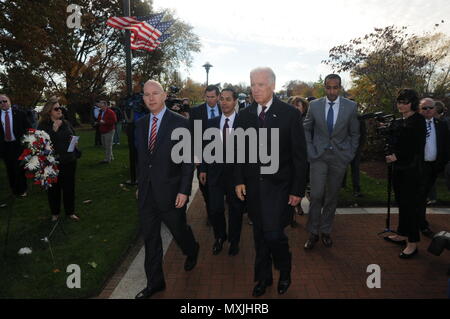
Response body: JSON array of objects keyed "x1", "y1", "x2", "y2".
[
  {"x1": 220, "y1": 112, "x2": 237, "y2": 140},
  {"x1": 325, "y1": 96, "x2": 340, "y2": 127},
  {"x1": 424, "y1": 118, "x2": 437, "y2": 162},
  {"x1": 1, "y1": 108, "x2": 16, "y2": 141},
  {"x1": 257, "y1": 98, "x2": 273, "y2": 116}
]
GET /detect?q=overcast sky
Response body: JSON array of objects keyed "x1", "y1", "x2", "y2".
[{"x1": 153, "y1": 0, "x2": 450, "y2": 90}]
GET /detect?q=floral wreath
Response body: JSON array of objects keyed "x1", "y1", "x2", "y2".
[{"x1": 19, "y1": 128, "x2": 59, "y2": 190}]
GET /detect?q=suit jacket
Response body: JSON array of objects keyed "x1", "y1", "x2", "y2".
[
  {"x1": 135, "y1": 109, "x2": 194, "y2": 212},
  {"x1": 190, "y1": 103, "x2": 222, "y2": 132},
  {"x1": 233, "y1": 95, "x2": 307, "y2": 231},
  {"x1": 199, "y1": 114, "x2": 239, "y2": 186},
  {"x1": 427, "y1": 117, "x2": 449, "y2": 172},
  {"x1": 303, "y1": 97, "x2": 360, "y2": 164},
  {"x1": 0, "y1": 108, "x2": 31, "y2": 157}
]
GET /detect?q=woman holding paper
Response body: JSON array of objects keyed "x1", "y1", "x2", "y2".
[{"x1": 38, "y1": 97, "x2": 80, "y2": 222}]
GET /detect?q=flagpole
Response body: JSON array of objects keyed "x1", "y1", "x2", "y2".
[
  {"x1": 123, "y1": 0, "x2": 137, "y2": 185},
  {"x1": 123, "y1": 0, "x2": 132, "y2": 96}
]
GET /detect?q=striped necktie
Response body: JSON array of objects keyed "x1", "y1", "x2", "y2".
[
  {"x1": 148, "y1": 116, "x2": 158, "y2": 152},
  {"x1": 426, "y1": 120, "x2": 432, "y2": 139}
]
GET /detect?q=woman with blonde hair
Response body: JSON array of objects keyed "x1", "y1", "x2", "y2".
[{"x1": 38, "y1": 97, "x2": 80, "y2": 222}]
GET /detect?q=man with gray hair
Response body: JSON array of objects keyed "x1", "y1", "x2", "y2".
[
  {"x1": 417, "y1": 97, "x2": 449, "y2": 238},
  {"x1": 234, "y1": 67, "x2": 307, "y2": 297}
]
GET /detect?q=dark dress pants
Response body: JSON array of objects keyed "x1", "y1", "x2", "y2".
[
  {"x1": 252, "y1": 179, "x2": 291, "y2": 283},
  {"x1": 197, "y1": 168, "x2": 211, "y2": 222},
  {"x1": 418, "y1": 161, "x2": 439, "y2": 230},
  {"x1": 140, "y1": 191, "x2": 197, "y2": 288},
  {"x1": 47, "y1": 161, "x2": 76, "y2": 216},
  {"x1": 2, "y1": 141, "x2": 27, "y2": 196},
  {"x1": 208, "y1": 171, "x2": 244, "y2": 244},
  {"x1": 393, "y1": 168, "x2": 421, "y2": 242}
]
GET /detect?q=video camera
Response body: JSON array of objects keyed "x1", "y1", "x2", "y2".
[
  {"x1": 165, "y1": 86, "x2": 190, "y2": 115},
  {"x1": 361, "y1": 111, "x2": 401, "y2": 155}
]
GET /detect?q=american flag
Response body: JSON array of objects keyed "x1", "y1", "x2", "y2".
[
  {"x1": 106, "y1": 13, "x2": 173, "y2": 52},
  {"x1": 106, "y1": 13, "x2": 164, "y2": 30},
  {"x1": 130, "y1": 32, "x2": 172, "y2": 52}
]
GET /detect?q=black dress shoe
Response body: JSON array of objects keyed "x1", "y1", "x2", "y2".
[
  {"x1": 421, "y1": 228, "x2": 435, "y2": 238},
  {"x1": 252, "y1": 279, "x2": 273, "y2": 297},
  {"x1": 212, "y1": 238, "x2": 225, "y2": 255},
  {"x1": 135, "y1": 284, "x2": 166, "y2": 299},
  {"x1": 304, "y1": 234, "x2": 319, "y2": 250},
  {"x1": 383, "y1": 236, "x2": 406, "y2": 245},
  {"x1": 184, "y1": 242, "x2": 199, "y2": 271},
  {"x1": 277, "y1": 275, "x2": 291, "y2": 295},
  {"x1": 399, "y1": 247, "x2": 418, "y2": 259},
  {"x1": 228, "y1": 243, "x2": 239, "y2": 256},
  {"x1": 321, "y1": 234, "x2": 333, "y2": 248}
]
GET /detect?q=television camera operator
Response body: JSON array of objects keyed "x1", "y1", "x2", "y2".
[
  {"x1": 165, "y1": 86, "x2": 190, "y2": 118},
  {"x1": 382, "y1": 88, "x2": 426, "y2": 259}
]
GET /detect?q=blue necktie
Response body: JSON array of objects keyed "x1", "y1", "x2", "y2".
[
  {"x1": 327, "y1": 102, "x2": 335, "y2": 135},
  {"x1": 210, "y1": 108, "x2": 216, "y2": 119}
]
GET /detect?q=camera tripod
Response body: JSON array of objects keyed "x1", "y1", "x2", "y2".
[{"x1": 378, "y1": 163, "x2": 398, "y2": 236}]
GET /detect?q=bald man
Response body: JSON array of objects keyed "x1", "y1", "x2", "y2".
[
  {"x1": 134, "y1": 80, "x2": 199, "y2": 299},
  {"x1": 0, "y1": 94, "x2": 31, "y2": 197}
]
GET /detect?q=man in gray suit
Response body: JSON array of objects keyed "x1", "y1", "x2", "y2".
[{"x1": 303, "y1": 74, "x2": 360, "y2": 249}]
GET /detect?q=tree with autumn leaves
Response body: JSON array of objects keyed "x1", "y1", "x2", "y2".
[
  {"x1": 323, "y1": 23, "x2": 450, "y2": 113},
  {"x1": 0, "y1": 0, "x2": 200, "y2": 124}
]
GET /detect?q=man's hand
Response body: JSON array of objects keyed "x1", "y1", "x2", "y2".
[
  {"x1": 199, "y1": 172, "x2": 207, "y2": 185},
  {"x1": 288, "y1": 195, "x2": 301, "y2": 207},
  {"x1": 175, "y1": 193, "x2": 188, "y2": 208},
  {"x1": 385, "y1": 154, "x2": 397, "y2": 163},
  {"x1": 100, "y1": 120, "x2": 105, "y2": 124},
  {"x1": 135, "y1": 189, "x2": 138, "y2": 200},
  {"x1": 235, "y1": 184, "x2": 246, "y2": 201}
]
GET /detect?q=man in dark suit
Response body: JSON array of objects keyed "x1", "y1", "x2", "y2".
[
  {"x1": 418, "y1": 97, "x2": 449, "y2": 238},
  {"x1": 0, "y1": 93, "x2": 31, "y2": 197},
  {"x1": 234, "y1": 67, "x2": 307, "y2": 297},
  {"x1": 134, "y1": 80, "x2": 199, "y2": 299},
  {"x1": 190, "y1": 85, "x2": 222, "y2": 226},
  {"x1": 198, "y1": 88, "x2": 245, "y2": 256}
]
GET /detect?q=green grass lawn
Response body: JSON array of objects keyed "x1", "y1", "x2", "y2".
[
  {"x1": 338, "y1": 166, "x2": 450, "y2": 207},
  {"x1": 0, "y1": 126, "x2": 139, "y2": 298}
]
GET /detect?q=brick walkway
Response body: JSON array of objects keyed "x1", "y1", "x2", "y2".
[{"x1": 151, "y1": 192, "x2": 449, "y2": 299}]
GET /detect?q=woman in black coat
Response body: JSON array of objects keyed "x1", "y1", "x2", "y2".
[
  {"x1": 384, "y1": 89, "x2": 426, "y2": 258},
  {"x1": 38, "y1": 97, "x2": 80, "y2": 222}
]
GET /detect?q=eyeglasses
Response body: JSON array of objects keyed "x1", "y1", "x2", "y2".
[
  {"x1": 397, "y1": 100, "x2": 410, "y2": 105},
  {"x1": 53, "y1": 107, "x2": 62, "y2": 111},
  {"x1": 421, "y1": 106, "x2": 434, "y2": 110},
  {"x1": 0, "y1": 100, "x2": 8, "y2": 104}
]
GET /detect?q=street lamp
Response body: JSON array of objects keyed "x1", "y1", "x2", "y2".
[{"x1": 202, "y1": 62, "x2": 213, "y2": 86}]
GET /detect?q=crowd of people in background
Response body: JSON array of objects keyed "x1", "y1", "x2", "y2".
[{"x1": 1, "y1": 68, "x2": 450, "y2": 299}]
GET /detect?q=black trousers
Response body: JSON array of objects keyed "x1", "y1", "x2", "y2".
[
  {"x1": 47, "y1": 161, "x2": 76, "y2": 216},
  {"x1": 393, "y1": 168, "x2": 422, "y2": 242},
  {"x1": 208, "y1": 172, "x2": 244, "y2": 244},
  {"x1": 253, "y1": 226, "x2": 291, "y2": 282},
  {"x1": 418, "y1": 162, "x2": 439, "y2": 230},
  {"x1": 140, "y1": 192, "x2": 197, "y2": 288},
  {"x1": 2, "y1": 141, "x2": 27, "y2": 196}
]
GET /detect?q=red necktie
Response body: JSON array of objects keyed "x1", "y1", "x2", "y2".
[
  {"x1": 4, "y1": 111, "x2": 12, "y2": 141},
  {"x1": 148, "y1": 117, "x2": 158, "y2": 152},
  {"x1": 258, "y1": 106, "x2": 267, "y2": 128}
]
